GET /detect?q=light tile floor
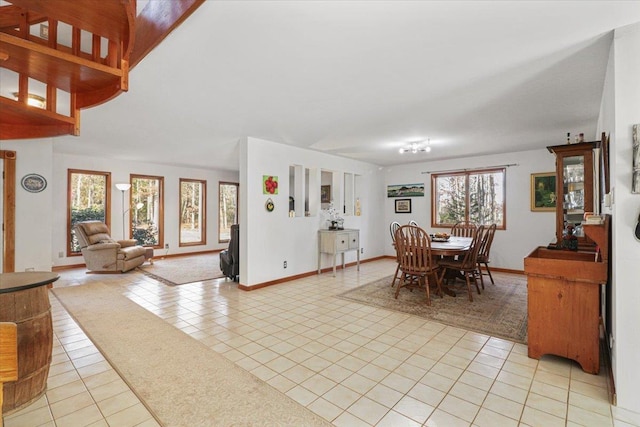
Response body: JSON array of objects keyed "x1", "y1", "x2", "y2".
[{"x1": 4, "y1": 259, "x2": 640, "y2": 427}]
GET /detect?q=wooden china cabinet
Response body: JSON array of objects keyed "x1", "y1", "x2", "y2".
[
  {"x1": 525, "y1": 133, "x2": 610, "y2": 375},
  {"x1": 547, "y1": 138, "x2": 601, "y2": 248}
]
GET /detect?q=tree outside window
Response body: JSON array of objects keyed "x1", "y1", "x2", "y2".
[
  {"x1": 131, "y1": 175, "x2": 164, "y2": 248},
  {"x1": 180, "y1": 179, "x2": 206, "y2": 246},
  {"x1": 219, "y1": 182, "x2": 238, "y2": 242},
  {"x1": 68, "y1": 170, "x2": 111, "y2": 255},
  {"x1": 431, "y1": 168, "x2": 505, "y2": 229}
]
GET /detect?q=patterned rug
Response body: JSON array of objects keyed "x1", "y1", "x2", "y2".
[
  {"x1": 139, "y1": 252, "x2": 225, "y2": 285},
  {"x1": 337, "y1": 272, "x2": 528, "y2": 343}
]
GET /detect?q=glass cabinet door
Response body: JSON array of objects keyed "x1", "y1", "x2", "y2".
[
  {"x1": 563, "y1": 155, "x2": 585, "y2": 237},
  {"x1": 548, "y1": 140, "x2": 598, "y2": 247}
]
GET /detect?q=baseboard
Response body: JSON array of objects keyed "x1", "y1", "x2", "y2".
[
  {"x1": 489, "y1": 266, "x2": 524, "y2": 275},
  {"x1": 52, "y1": 249, "x2": 222, "y2": 272},
  {"x1": 52, "y1": 263, "x2": 85, "y2": 271},
  {"x1": 382, "y1": 255, "x2": 525, "y2": 275},
  {"x1": 152, "y1": 249, "x2": 220, "y2": 261},
  {"x1": 601, "y1": 320, "x2": 617, "y2": 405},
  {"x1": 238, "y1": 256, "x2": 387, "y2": 291}
]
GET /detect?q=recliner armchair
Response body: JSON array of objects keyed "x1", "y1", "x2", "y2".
[
  {"x1": 220, "y1": 224, "x2": 239, "y2": 281},
  {"x1": 73, "y1": 221, "x2": 146, "y2": 273}
]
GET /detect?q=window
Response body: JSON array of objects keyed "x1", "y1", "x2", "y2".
[
  {"x1": 179, "y1": 179, "x2": 206, "y2": 246},
  {"x1": 431, "y1": 168, "x2": 505, "y2": 229},
  {"x1": 131, "y1": 175, "x2": 164, "y2": 248},
  {"x1": 219, "y1": 182, "x2": 238, "y2": 242},
  {"x1": 67, "y1": 169, "x2": 111, "y2": 255}
]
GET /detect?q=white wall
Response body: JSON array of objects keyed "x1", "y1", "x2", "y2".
[
  {"x1": 50, "y1": 153, "x2": 239, "y2": 268},
  {"x1": 0, "y1": 138, "x2": 54, "y2": 271},
  {"x1": 384, "y1": 149, "x2": 556, "y2": 271},
  {"x1": 240, "y1": 137, "x2": 384, "y2": 287},
  {"x1": 599, "y1": 22, "x2": 640, "y2": 415}
]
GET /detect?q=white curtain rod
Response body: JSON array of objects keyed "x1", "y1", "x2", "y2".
[{"x1": 420, "y1": 163, "x2": 519, "y2": 174}]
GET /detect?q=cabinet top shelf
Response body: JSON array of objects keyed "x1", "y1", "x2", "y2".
[{"x1": 547, "y1": 140, "x2": 600, "y2": 154}]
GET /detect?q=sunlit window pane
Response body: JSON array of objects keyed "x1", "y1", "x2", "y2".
[
  {"x1": 68, "y1": 170, "x2": 110, "y2": 255},
  {"x1": 432, "y1": 168, "x2": 505, "y2": 229},
  {"x1": 219, "y1": 182, "x2": 238, "y2": 242},
  {"x1": 180, "y1": 179, "x2": 206, "y2": 246},
  {"x1": 131, "y1": 175, "x2": 164, "y2": 247}
]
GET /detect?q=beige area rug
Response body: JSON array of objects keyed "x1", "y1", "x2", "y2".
[
  {"x1": 52, "y1": 283, "x2": 330, "y2": 427},
  {"x1": 337, "y1": 272, "x2": 528, "y2": 344},
  {"x1": 139, "y1": 252, "x2": 225, "y2": 285}
]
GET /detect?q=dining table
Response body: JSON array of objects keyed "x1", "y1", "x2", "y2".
[{"x1": 430, "y1": 236, "x2": 472, "y2": 297}]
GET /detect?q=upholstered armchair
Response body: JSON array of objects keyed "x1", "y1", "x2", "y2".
[{"x1": 73, "y1": 221, "x2": 146, "y2": 273}]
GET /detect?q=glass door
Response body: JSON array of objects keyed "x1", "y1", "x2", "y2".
[{"x1": 563, "y1": 155, "x2": 585, "y2": 237}]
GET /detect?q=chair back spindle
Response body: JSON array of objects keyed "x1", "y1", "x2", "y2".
[
  {"x1": 394, "y1": 225, "x2": 442, "y2": 304},
  {"x1": 451, "y1": 220, "x2": 477, "y2": 238}
]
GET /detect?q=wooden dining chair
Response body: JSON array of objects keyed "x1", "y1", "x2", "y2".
[
  {"x1": 476, "y1": 223, "x2": 497, "y2": 287},
  {"x1": 394, "y1": 225, "x2": 443, "y2": 305},
  {"x1": 389, "y1": 221, "x2": 402, "y2": 287},
  {"x1": 451, "y1": 220, "x2": 477, "y2": 237},
  {"x1": 439, "y1": 225, "x2": 485, "y2": 301}
]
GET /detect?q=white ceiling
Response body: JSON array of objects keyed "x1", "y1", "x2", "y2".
[{"x1": 51, "y1": 1, "x2": 640, "y2": 171}]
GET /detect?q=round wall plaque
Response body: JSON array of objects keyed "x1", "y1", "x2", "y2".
[{"x1": 21, "y1": 173, "x2": 47, "y2": 193}]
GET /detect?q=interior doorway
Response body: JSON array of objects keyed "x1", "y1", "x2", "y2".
[{"x1": 0, "y1": 150, "x2": 16, "y2": 272}]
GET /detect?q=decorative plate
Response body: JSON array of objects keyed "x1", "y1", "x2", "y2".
[
  {"x1": 265, "y1": 198, "x2": 275, "y2": 212},
  {"x1": 21, "y1": 173, "x2": 47, "y2": 193}
]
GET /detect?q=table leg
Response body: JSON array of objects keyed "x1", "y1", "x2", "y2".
[
  {"x1": 440, "y1": 269, "x2": 458, "y2": 297},
  {"x1": 333, "y1": 254, "x2": 336, "y2": 277}
]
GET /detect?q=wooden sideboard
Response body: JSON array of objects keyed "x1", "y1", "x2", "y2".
[
  {"x1": 524, "y1": 216, "x2": 609, "y2": 374},
  {"x1": 318, "y1": 229, "x2": 360, "y2": 277}
]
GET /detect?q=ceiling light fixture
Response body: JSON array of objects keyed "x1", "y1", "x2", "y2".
[
  {"x1": 12, "y1": 92, "x2": 46, "y2": 109},
  {"x1": 399, "y1": 139, "x2": 431, "y2": 154}
]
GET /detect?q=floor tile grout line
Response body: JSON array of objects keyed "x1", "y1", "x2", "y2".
[
  {"x1": 19, "y1": 265, "x2": 619, "y2": 427},
  {"x1": 49, "y1": 292, "x2": 162, "y2": 427}
]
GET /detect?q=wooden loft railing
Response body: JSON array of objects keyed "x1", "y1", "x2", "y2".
[
  {"x1": 0, "y1": 0, "x2": 204, "y2": 140},
  {"x1": 0, "y1": 0, "x2": 134, "y2": 139}
]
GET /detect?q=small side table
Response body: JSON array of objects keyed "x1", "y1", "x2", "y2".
[
  {"x1": 318, "y1": 229, "x2": 360, "y2": 276},
  {"x1": 143, "y1": 247, "x2": 154, "y2": 265}
]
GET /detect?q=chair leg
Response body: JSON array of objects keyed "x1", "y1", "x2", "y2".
[
  {"x1": 394, "y1": 273, "x2": 410, "y2": 299},
  {"x1": 464, "y1": 272, "x2": 474, "y2": 302},
  {"x1": 472, "y1": 270, "x2": 481, "y2": 295},
  {"x1": 476, "y1": 263, "x2": 485, "y2": 290},
  {"x1": 484, "y1": 262, "x2": 495, "y2": 284},
  {"x1": 391, "y1": 263, "x2": 401, "y2": 287},
  {"x1": 421, "y1": 276, "x2": 431, "y2": 306},
  {"x1": 430, "y1": 270, "x2": 444, "y2": 298}
]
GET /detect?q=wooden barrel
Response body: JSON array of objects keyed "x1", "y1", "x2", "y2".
[{"x1": 0, "y1": 275, "x2": 55, "y2": 414}]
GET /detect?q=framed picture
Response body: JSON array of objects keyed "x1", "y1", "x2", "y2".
[
  {"x1": 321, "y1": 185, "x2": 331, "y2": 203},
  {"x1": 531, "y1": 173, "x2": 556, "y2": 211},
  {"x1": 263, "y1": 175, "x2": 278, "y2": 195},
  {"x1": 387, "y1": 183, "x2": 425, "y2": 197},
  {"x1": 395, "y1": 198, "x2": 411, "y2": 214}
]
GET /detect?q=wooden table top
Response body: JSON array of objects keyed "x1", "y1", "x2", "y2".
[
  {"x1": 0, "y1": 272, "x2": 59, "y2": 293},
  {"x1": 431, "y1": 236, "x2": 472, "y2": 256}
]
